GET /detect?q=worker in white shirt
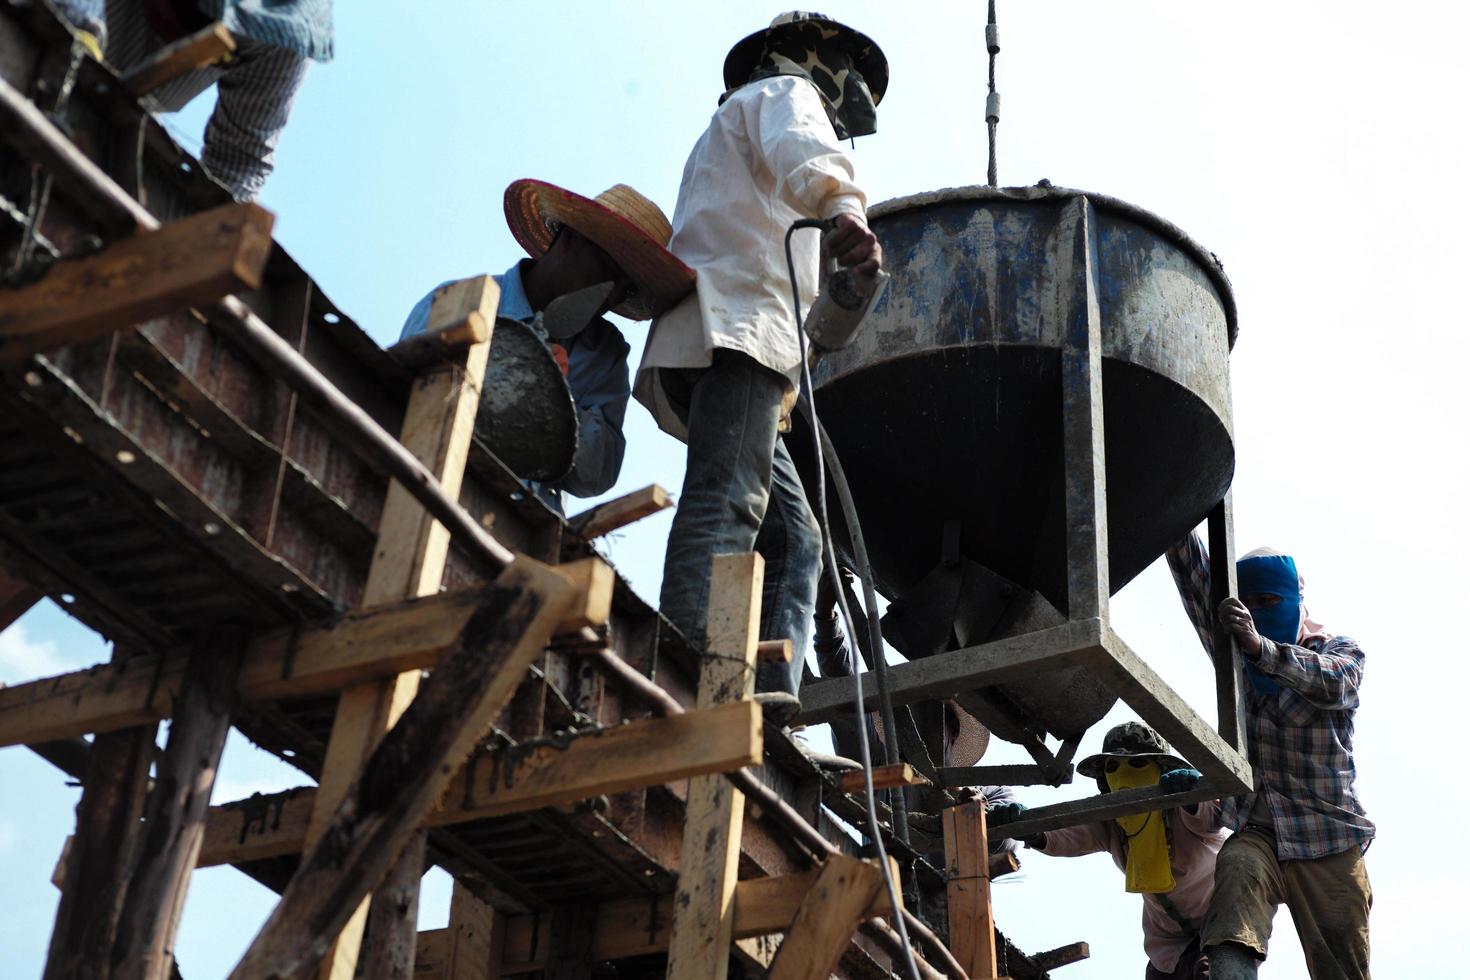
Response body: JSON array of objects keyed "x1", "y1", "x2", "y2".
[{"x1": 635, "y1": 11, "x2": 887, "y2": 722}]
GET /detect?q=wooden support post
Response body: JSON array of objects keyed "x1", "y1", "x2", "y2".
[
  {"x1": 302, "y1": 278, "x2": 496, "y2": 980},
  {"x1": 110, "y1": 638, "x2": 246, "y2": 980},
  {"x1": 567, "y1": 484, "x2": 672, "y2": 539},
  {"x1": 766, "y1": 855, "x2": 885, "y2": 980},
  {"x1": 227, "y1": 558, "x2": 577, "y2": 980},
  {"x1": 543, "y1": 904, "x2": 597, "y2": 980},
  {"x1": 665, "y1": 552, "x2": 762, "y2": 980},
  {"x1": 1055, "y1": 195, "x2": 1109, "y2": 623},
  {"x1": 443, "y1": 881, "x2": 504, "y2": 980},
  {"x1": 942, "y1": 801, "x2": 998, "y2": 979},
  {"x1": 0, "y1": 202, "x2": 274, "y2": 363},
  {"x1": 43, "y1": 654, "x2": 158, "y2": 980},
  {"x1": 121, "y1": 23, "x2": 236, "y2": 96},
  {"x1": 361, "y1": 832, "x2": 426, "y2": 980}
]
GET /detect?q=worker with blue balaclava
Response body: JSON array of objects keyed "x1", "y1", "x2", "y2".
[{"x1": 1167, "y1": 534, "x2": 1373, "y2": 980}]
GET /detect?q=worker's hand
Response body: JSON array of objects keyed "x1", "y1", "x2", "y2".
[
  {"x1": 549, "y1": 343, "x2": 570, "y2": 376},
  {"x1": 987, "y1": 801, "x2": 1027, "y2": 826},
  {"x1": 825, "y1": 213, "x2": 883, "y2": 277},
  {"x1": 814, "y1": 565, "x2": 856, "y2": 621},
  {"x1": 1160, "y1": 767, "x2": 1203, "y2": 794},
  {"x1": 1218, "y1": 597, "x2": 1263, "y2": 657}
]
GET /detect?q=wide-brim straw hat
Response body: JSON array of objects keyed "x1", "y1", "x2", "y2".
[
  {"x1": 723, "y1": 11, "x2": 889, "y2": 104},
  {"x1": 874, "y1": 700, "x2": 990, "y2": 769},
  {"x1": 1077, "y1": 721, "x2": 1188, "y2": 779},
  {"x1": 503, "y1": 180, "x2": 695, "y2": 321}
]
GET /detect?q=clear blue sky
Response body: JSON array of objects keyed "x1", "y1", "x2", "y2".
[{"x1": 3, "y1": 2, "x2": 1468, "y2": 977}]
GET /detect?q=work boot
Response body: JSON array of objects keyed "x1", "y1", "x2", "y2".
[
  {"x1": 753, "y1": 691, "x2": 801, "y2": 728},
  {"x1": 1206, "y1": 942, "x2": 1260, "y2": 980}
]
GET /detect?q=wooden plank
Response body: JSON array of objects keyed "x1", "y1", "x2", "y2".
[
  {"x1": 756, "y1": 639, "x2": 792, "y2": 663},
  {"x1": 666, "y1": 552, "x2": 762, "y2": 980},
  {"x1": 1032, "y1": 941, "x2": 1091, "y2": 972},
  {"x1": 198, "y1": 700, "x2": 762, "y2": 866},
  {"x1": 766, "y1": 855, "x2": 885, "y2": 980},
  {"x1": 301, "y1": 282, "x2": 494, "y2": 980},
  {"x1": 942, "y1": 801, "x2": 998, "y2": 980},
  {"x1": 121, "y1": 22, "x2": 236, "y2": 96},
  {"x1": 472, "y1": 865, "x2": 898, "y2": 973},
  {"x1": 227, "y1": 557, "x2": 577, "y2": 980},
  {"x1": 110, "y1": 640, "x2": 245, "y2": 980},
  {"x1": 0, "y1": 575, "x2": 612, "y2": 748},
  {"x1": 567, "y1": 484, "x2": 671, "y2": 539},
  {"x1": 0, "y1": 202, "x2": 274, "y2": 363},
  {"x1": 42, "y1": 687, "x2": 158, "y2": 980},
  {"x1": 838, "y1": 762, "x2": 926, "y2": 795},
  {"x1": 443, "y1": 881, "x2": 504, "y2": 980}
]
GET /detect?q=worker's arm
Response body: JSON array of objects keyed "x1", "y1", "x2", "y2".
[
  {"x1": 1248, "y1": 634, "x2": 1365, "y2": 710},
  {"x1": 1165, "y1": 529, "x2": 1218, "y2": 662},
  {"x1": 558, "y1": 321, "x2": 630, "y2": 499},
  {"x1": 1030, "y1": 821, "x2": 1111, "y2": 858},
  {"x1": 750, "y1": 76, "x2": 867, "y2": 223}
]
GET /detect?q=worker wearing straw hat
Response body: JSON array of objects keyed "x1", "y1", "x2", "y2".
[
  {"x1": 636, "y1": 12, "x2": 887, "y2": 708},
  {"x1": 990, "y1": 723, "x2": 1225, "y2": 980},
  {"x1": 401, "y1": 180, "x2": 694, "y2": 510}
]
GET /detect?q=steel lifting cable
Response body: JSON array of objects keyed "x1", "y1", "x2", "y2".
[
  {"x1": 784, "y1": 220, "x2": 923, "y2": 980},
  {"x1": 986, "y1": 0, "x2": 1001, "y2": 187}
]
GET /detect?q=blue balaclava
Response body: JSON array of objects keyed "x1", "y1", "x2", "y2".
[{"x1": 1235, "y1": 551, "x2": 1303, "y2": 696}]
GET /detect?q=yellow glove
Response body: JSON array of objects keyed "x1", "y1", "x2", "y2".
[{"x1": 75, "y1": 30, "x2": 104, "y2": 62}]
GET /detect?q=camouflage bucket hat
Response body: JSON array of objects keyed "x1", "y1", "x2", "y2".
[
  {"x1": 723, "y1": 11, "x2": 889, "y2": 104},
  {"x1": 1076, "y1": 722, "x2": 1188, "y2": 779}
]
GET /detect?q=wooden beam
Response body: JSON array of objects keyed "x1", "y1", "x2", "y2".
[
  {"x1": 42, "y1": 682, "x2": 157, "y2": 980},
  {"x1": 0, "y1": 202, "x2": 274, "y2": 363},
  {"x1": 756, "y1": 639, "x2": 792, "y2": 663},
  {"x1": 942, "y1": 801, "x2": 998, "y2": 979},
  {"x1": 480, "y1": 865, "x2": 898, "y2": 974},
  {"x1": 0, "y1": 565, "x2": 42, "y2": 631},
  {"x1": 227, "y1": 557, "x2": 577, "y2": 980},
  {"x1": 361, "y1": 831, "x2": 426, "y2": 980},
  {"x1": 838, "y1": 762, "x2": 926, "y2": 795},
  {"x1": 567, "y1": 484, "x2": 671, "y2": 539},
  {"x1": 666, "y1": 552, "x2": 762, "y2": 980},
  {"x1": 0, "y1": 569, "x2": 614, "y2": 748},
  {"x1": 1032, "y1": 941, "x2": 1091, "y2": 972},
  {"x1": 110, "y1": 640, "x2": 245, "y2": 980},
  {"x1": 121, "y1": 22, "x2": 236, "y2": 96},
  {"x1": 388, "y1": 311, "x2": 491, "y2": 373},
  {"x1": 199, "y1": 700, "x2": 762, "y2": 866},
  {"x1": 767, "y1": 855, "x2": 885, "y2": 980}
]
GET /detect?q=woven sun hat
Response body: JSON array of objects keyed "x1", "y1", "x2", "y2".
[
  {"x1": 1076, "y1": 722, "x2": 1189, "y2": 780},
  {"x1": 873, "y1": 701, "x2": 990, "y2": 768},
  {"x1": 722, "y1": 11, "x2": 889, "y2": 104},
  {"x1": 503, "y1": 180, "x2": 695, "y2": 321}
]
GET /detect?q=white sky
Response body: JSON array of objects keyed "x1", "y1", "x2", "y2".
[{"x1": 3, "y1": 2, "x2": 1468, "y2": 977}]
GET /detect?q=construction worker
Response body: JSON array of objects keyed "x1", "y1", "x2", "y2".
[
  {"x1": 53, "y1": 0, "x2": 332, "y2": 201},
  {"x1": 1167, "y1": 535, "x2": 1373, "y2": 980},
  {"x1": 400, "y1": 180, "x2": 694, "y2": 512},
  {"x1": 990, "y1": 723, "x2": 1224, "y2": 980},
  {"x1": 635, "y1": 12, "x2": 887, "y2": 717}
]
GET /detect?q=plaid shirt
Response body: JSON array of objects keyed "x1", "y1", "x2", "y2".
[{"x1": 1166, "y1": 532, "x2": 1374, "y2": 861}]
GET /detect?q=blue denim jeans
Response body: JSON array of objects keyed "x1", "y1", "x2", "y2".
[{"x1": 658, "y1": 351, "x2": 822, "y2": 695}]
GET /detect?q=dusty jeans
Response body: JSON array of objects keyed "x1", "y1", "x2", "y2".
[
  {"x1": 658, "y1": 351, "x2": 821, "y2": 695},
  {"x1": 1201, "y1": 826, "x2": 1372, "y2": 980}
]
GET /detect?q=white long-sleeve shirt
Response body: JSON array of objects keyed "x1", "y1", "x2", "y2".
[{"x1": 635, "y1": 75, "x2": 867, "y2": 439}]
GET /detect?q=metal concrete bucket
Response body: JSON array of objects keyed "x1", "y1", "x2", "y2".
[{"x1": 798, "y1": 184, "x2": 1236, "y2": 740}]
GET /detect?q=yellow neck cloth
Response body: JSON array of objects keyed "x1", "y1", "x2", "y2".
[{"x1": 1107, "y1": 760, "x2": 1174, "y2": 894}]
